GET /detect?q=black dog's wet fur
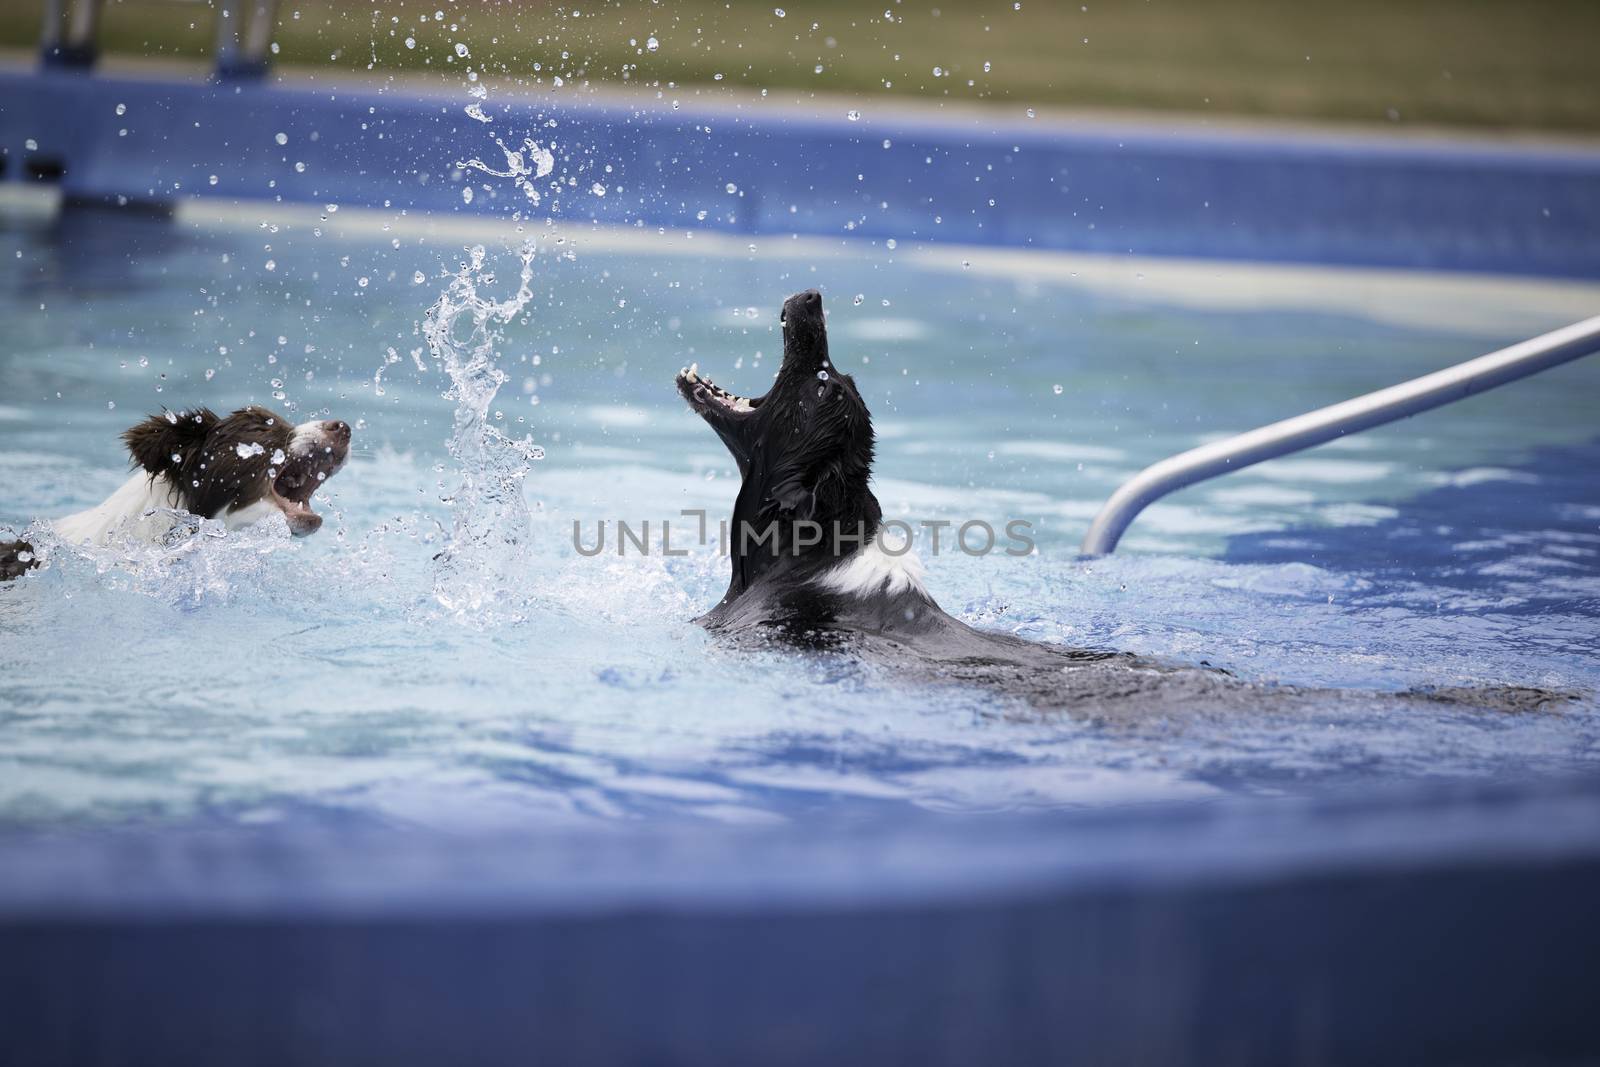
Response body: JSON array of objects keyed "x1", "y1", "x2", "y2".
[{"x1": 676, "y1": 289, "x2": 1576, "y2": 718}]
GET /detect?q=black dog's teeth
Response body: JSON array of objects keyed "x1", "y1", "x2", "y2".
[{"x1": 680, "y1": 363, "x2": 750, "y2": 408}]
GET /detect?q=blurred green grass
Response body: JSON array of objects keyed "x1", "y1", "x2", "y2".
[{"x1": 6, "y1": 0, "x2": 1599, "y2": 132}]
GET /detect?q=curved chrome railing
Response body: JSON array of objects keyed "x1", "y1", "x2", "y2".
[{"x1": 1080, "y1": 313, "x2": 1600, "y2": 556}]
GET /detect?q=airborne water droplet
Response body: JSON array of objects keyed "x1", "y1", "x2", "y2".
[{"x1": 645, "y1": 36, "x2": 659, "y2": 52}]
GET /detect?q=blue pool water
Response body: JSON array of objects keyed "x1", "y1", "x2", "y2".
[{"x1": 1, "y1": 194, "x2": 1599, "y2": 830}]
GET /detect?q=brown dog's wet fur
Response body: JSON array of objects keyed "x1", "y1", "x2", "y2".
[{"x1": 0, "y1": 540, "x2": 38, "y2": 582}]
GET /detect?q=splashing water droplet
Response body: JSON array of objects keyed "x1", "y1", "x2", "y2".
[
  {"x1": 274, "y1": 132, "x2": 287, "y2": 145},
  {"x1": 590, "y1": 182, "x2": 607, "y2": 197},
  {"x1": 115, "y1": 103, "x2": 126, "y2": 116},
  {"x1": 424, "y1": 243, "x2": 544, "y2": 621},
  {"x1": 774, "y1": 7, "x2": 786, "y2": 16},
  {"x1": 454, "y1": 42, "x2": 469, "y2": 58},
  {"x1": 457, "y1": 135, "x2": 556, "y2": 207},
  {"x1": 853, "y1": 293, "x2": 864, "y2": 305},
  {"x1": 1053, "y1": 383, "x2": 1064, "y2": 395},
  {"x1": 645, "y1": 36, "x2": 659, "y2": 52},
  {"x1": 846, "y1": 109, "x2": 861, "y2": 122},
  {"x1": 404, "y1": 36, "x2": 416, "y2": 49}
]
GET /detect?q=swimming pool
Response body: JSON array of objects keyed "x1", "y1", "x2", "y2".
[{"x1": 3, "y1": 191, "x2": 1598, "y2": 831}]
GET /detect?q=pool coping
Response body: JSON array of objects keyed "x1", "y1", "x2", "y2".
[{"x1": 2, "y1": 59, "x2": 1598, "y2": 278}]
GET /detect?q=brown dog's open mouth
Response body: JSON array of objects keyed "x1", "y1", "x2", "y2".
[{"x1": 270, "y1": 438, "x2": 348, "y2": 535}]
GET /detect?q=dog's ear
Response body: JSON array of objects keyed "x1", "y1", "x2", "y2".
[
  {"x1": 121, "y1": 408, "x2": 219, "y2": 474},
  {"x1": 768, "y1": 474, "x2": 815, "y2": 519}
]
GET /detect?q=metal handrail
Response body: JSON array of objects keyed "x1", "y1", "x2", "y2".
[
  {"x1": 39, "y1": 0, "x2": 282, "y2": 79},
  {"x1": 1080, "y1": 313, "x2": 1600, "y2": 556},
  {"x1": 38, "y1": 0, "x2": 105, "y2": 69},
  {"x1": 215, "y1": 0, "x2": 283, "y2": 81}
]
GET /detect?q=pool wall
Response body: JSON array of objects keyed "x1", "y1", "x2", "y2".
[
  {"x1": 2, "y1": 62, "x2": 1599, "y2": 278},
  {"x1": 4, "y1": 778, "x2": 1600, "y2": 1065}
]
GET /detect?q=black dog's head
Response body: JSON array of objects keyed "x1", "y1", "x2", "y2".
[
  {"x1": 122, "y1": 406, "x2": 351, "y2": 536},
  {"x1": 676, "y1": 289, "x2": 880, "y2": 600}
]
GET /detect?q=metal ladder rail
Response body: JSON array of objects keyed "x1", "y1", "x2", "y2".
[
  {"x1": 1079, "y1": 313, "x2": 1600, "y2": 556},
  {"x1": 37, "y1": 0, "x2": 283, "y2": 79}
]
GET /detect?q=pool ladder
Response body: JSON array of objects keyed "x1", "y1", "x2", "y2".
[
  {"x1": 1081, "y1": 314, "x2": 1600, "y2": 555},
  {"x1": 38, "y1": 0, "x2": 282, "y2": 79}
]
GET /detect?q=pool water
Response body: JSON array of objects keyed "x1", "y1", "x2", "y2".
[{"x1": 2, "y1": 197, "x2": 1598, "y2": 830}]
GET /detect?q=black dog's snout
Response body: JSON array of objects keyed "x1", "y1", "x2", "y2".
[
  {"x1": 784, "y1": 288, "x2": 825, "y2": 325},
  {"x1": 325, "y1": 420, "x2": 352, "y2": 443}
]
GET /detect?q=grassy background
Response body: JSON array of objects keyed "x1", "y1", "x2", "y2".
[{"x1": 7, "y1": 0, "x2": 1600, "y2": 132}]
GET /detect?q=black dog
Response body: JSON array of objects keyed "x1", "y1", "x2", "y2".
[
  {"x1": 675, "y1": 290, "x2": 1571, "y2": 717},
  {"x1": 0, "y1": 406, "x2": 350, "y2": 582},
  {"x1": 675, "y1": 288, "x2": 1232, "y2": 714}
]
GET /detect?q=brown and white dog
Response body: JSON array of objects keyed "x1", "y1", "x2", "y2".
[{"x1": 1, "y1": 406, "x2": 350, "y2": 580}]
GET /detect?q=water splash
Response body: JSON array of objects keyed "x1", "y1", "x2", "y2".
[
  {"x1": 422, "y1": 242, "x2": 545, "y2": 621},
  {"x1": 24, "y1": 511, "x2": 300, "y2": 609},
  {"x1": 457, "y1": 136, "x2": 556, "y2": 206}
]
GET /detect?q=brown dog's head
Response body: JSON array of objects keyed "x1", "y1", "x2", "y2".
[{"x1": 122, "y1": 406, "x2": 351, "y2": 535}]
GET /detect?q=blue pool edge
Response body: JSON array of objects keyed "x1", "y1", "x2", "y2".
[{"x1": 3, "y1": 774, "x2": 1600, "y2": 1063}]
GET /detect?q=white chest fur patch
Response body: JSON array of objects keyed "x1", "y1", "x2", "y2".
[
  {"x1": 53, "y1": 473, "x2": 183, "y2": 546},
  {"x1": 815, "y1": 535, "x2": 928, "y2": 599}
]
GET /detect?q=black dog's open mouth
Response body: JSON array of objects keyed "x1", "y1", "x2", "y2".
[
  {"x1": 676, "y1": 362, "x2": 765, "y2": 417},
  {"x1": 270, "y1": 437, "x2": 348, "y2": 535}
]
